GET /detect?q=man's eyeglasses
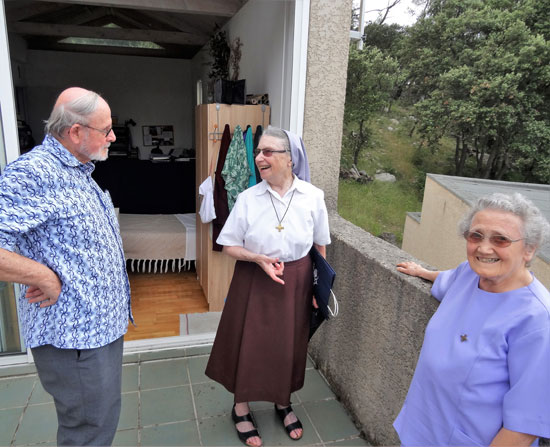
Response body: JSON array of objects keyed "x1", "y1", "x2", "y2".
[
  {"x1": 463, "y1": 231, "x2": 523, "y2": 248},
  {"x1": 79, "y1": 124, "x2": 113, "y2": 138},
  {"x1": 254, "y1": 149, "x2": 289, "y2": 157}
]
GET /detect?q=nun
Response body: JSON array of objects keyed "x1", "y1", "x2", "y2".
[{"x1": 205, "y1": 126, "x2": 331, "y2": 446}]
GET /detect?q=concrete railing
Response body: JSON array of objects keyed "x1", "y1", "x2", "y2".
[{"x1": 308, "y1": 212, "x2": 438, "y2": 446}]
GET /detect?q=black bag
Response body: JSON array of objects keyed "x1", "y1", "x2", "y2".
[{"x1": 309, "y1": 246, "x2": 338, "y2": 339}]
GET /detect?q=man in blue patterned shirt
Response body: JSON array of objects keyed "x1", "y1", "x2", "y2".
[{"x1": 0, "y1": 87, "x2": 132, "y2": 445}]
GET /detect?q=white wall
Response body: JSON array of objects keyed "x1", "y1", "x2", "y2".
[
  {"x1": 191, "y1": 0, "x2": 294, "y2": 129},
  {"x1": 21, "y1": 50, "x2": 193, "y2": 158},
  {"x1": 0, "y1": 5, "x2": 19, "y2": 164}
]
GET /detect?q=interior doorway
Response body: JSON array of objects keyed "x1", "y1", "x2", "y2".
[{"x1": 125, "y1": 269, "x2": 208, "y2": 341}]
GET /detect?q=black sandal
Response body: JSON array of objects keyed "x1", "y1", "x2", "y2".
[
  {"x1": 274, "y1": 404, "x2": 303, "y2": 440},
  {"x1": 232, "y1": 404, "x2": 261, "y2": 446}
]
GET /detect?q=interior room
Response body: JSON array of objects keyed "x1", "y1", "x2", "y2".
[{"x1": 3, "y1": 0, "x2": 297, "y2": 346}]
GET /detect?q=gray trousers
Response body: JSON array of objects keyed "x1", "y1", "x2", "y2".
[{"x1": 31, "y1": 336, "x2": 124, "y2": 446}]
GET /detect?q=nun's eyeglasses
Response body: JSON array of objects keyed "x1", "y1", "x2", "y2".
[
  {"x1": 463, "y1": 231, "x2": 523, "y2": 248},
  {"x1": 254, "y1": 149, "x2": 289, "y2": 157}
]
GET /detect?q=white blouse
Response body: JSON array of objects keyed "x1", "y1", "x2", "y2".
[{"x1": 216, "y1": 177, "x2": 331, "y2": 262}]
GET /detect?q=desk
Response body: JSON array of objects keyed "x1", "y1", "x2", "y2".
[{"x1": 92, "y1": 158, "x2": 195, "y2": 214}]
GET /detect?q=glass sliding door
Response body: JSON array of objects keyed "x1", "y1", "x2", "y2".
[
  {"x1": 0, "y1": 108, "x2": 23, "y2": 356},
  {"x1": 0, "y1": 0, "x2": 24, "y2": 357}
]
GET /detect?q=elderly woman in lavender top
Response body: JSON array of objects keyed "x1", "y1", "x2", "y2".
[{"x1": 394, "y1": 192, "x2": 550, "y2": 446}]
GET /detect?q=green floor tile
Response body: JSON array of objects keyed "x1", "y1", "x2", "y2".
[
  {"x1": 141, "y1": 420, "x2": 200, "y2": 446},
  {"x1": 122, "y1": 364, "x2": 139, "y2": 392},
  {"x1": 28, "y1": 379, "x2": 53, "y2": 405},
  {"x1": 296, "y1": 369, "x2": 335, "y2": 402},
  {"x1": 186, "y1": 344, "x2": 212, "y2": 357},
  {"x1": 0, "y1": 376, "x2": 36, "y2": 409},
  {"x1": 141, "y1": 385, "x2": 195, "y2": 426},
  {"x1": 113, "y1": 428, "x2": 138, "y2": 446},
  {"x1": 326, "y1": 436, "x2": 370, "y2": 445},
  {"x1": 141, "y1": 358, "x2": 188, "y2": 390},
  {"x1": 304, "y1": 400, "x2": 359, "y2": 443},
  {"x1": 253, "y1": 405, "x2": 322, "y2": 446},
  {"x1": 118, "y1": 392, "x2": 138, "y2": 430},
  {"x1": 187, "y1": 355, "x2": 211, "y2": 384},
  {"x1": 0, "y1": 363, "x2": 37, "y2": 378},
  {"x1": 197, "y1": 414, "x2": 243, "y2": 446},
  {"x1": 192, "y1": 381, "x2": 234, "y2": 419},
  {"x1": 140, "y1": 348, "x2": 187, "y2": 362},
  {"x1": 122, "y1": 353, "x2": 139, "y2": 364},
  {"x1": 14, "y1": 403, "x2": 57, "y2": 445},
  {"x1": 0, "y1": 407, "x2": 22, "y2": 445}
]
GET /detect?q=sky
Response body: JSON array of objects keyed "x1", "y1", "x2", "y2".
[{"x1": 358, "y1": 0, "x2": 422, "y2": 26}]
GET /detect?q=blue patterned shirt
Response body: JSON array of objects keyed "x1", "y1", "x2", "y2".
[{"x1": 0, "y1": 135, "x2": 132, "y2": 349}]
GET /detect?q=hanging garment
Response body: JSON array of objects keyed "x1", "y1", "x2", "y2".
[
  {"x1": 253, "y1": 125, "x2": 263, "y2": 181},
  {"x1": 222, "y1": 125, "x2": 249, "y2": 211},
  {"x1": 244, "y1": 125, "x2": 256, "y2": 187},
  {"x1": 212, "y1": 124, "x2": 232, "y2": 252},
  {"x1": 198, "y1": 176, "x2": 216, "y2": 223}
]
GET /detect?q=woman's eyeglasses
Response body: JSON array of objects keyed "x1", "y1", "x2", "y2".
[
  {"x1": 254, "y1": 149, "x2": 289, "y2": 157},
  {"x1": 463, "y1": 231, "x2": 523, "y2": 248},
  {"x1": 80, "y1": 124, "x2": 113, "y2": 138}
]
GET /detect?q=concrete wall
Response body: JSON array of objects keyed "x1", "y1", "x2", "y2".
[
  {"x1": 402, "y1": 176, "x2": 469, "y2": 270},
  {"x1": 309, "y1": 212, "x2": 437, "y2": 445},
  {"x1": 403, "y1": 176, "x2": 550, "y2": 289},
  {"x1": 303, "y1": 0, "x2": 352, "y2": 211}
]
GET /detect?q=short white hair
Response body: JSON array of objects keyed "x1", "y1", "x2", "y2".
[
  {"x1": 459, "y1": 192, "x2": 550, "y2": 254},
  {"x1": 44, "y1": 90, "x2": 101, "y2": 136}
]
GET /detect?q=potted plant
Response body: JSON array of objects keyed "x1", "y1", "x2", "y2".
[{"x1": 208, "y1": 26, "x2": 245, "y2": 104}]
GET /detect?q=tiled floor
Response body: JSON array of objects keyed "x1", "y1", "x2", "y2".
[{"x1": 0, "y1": 345, "x2": 368, "y2": 446}]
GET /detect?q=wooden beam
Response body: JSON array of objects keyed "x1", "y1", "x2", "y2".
[
  {"x1": 27, "y1": 38, "x2": 200, "y2": 59},
  {"x1": 31, "y1": 0, "x2": 246, "y2": 17},
  {"x1": 9, "y1": 21, "x2": 207, "y2": 46},
  {"x1": 136, "y1": 10, "x2": 212, "y2": 37},
  {"x1": 5, "y1": 2, "x2": 69, "y2": 22}
]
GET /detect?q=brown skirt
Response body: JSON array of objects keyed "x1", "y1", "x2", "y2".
[{"x1": 205, "y1": 255, "x2": 313, "y2": 404}]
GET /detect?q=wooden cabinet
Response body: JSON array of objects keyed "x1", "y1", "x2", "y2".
[{"x1": 195, "y1": 104, "x2": 270, "y2": 311}]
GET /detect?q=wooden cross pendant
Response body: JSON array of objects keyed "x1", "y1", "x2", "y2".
[
  {"x1": 275, "y1": 223, "x2": 284, "y2": 232},
  {"x1": 460, "y1": 334, "x2": 468, "y2": 342}
]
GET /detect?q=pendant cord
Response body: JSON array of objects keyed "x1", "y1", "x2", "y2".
[{"x1": 269, "y1": 189, "x2": 296, "y2": 227}]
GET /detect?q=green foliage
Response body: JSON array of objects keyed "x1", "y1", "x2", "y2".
[
  {"x1": 339, "y1": 0, "x2": 550, "y2": 244},
  {"x1": 339, "y1": 105, "x2": 456, "y2": 243},
  {"x1": 343, "y1": 45, "x2": 404, "y2": 166},
  {"x1": 402, "y1": 0, "x2": 550, "y2": 182},
  {"x1": 338, "y1": 179, "x2": 422, "y2": 246},
  {"x1": 363, "y1": 22, "x2": 406, "y2": 58},
  {"x1": 208, "y1": 25, "x2": 230, "y2": 81}
]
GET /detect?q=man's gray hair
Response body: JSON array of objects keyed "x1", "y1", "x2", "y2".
[
  {"x1": 44, "y1": 90, "x2": 101, "y2": 136},
  {"x1": 262, "y1": 126, "x2": 290, "y2": 155},
  {"x1": 458, "y1": 192, "x2": 550, "y2": 253}
]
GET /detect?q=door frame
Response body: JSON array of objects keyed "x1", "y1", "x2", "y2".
[
  {"x1": 0, "y1": 1, "x2": 18, "y2": 164},
  {"x1": 0, "y1": 0, "x2": 311, "y2": 362},
  {"x1": 0, "y1": 0, "x2": 29, "y2": 365}
]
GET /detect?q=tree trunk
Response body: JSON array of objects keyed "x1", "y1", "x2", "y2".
[
  {"x1": 481, "y1": 149, "x2": 496, "y2": 179},
  {"x1": 495, "y1": 149, "x2": 509, "y2": 180},
  {"x1": 353, "y1": 119, "x2": 366, "y2": 166},
  {"x1": 454, "y1": 133, "x2": 468, "y2": 176},
  {"x1": 408, "y1": 121, "x2": 417, "y2": 137}
]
